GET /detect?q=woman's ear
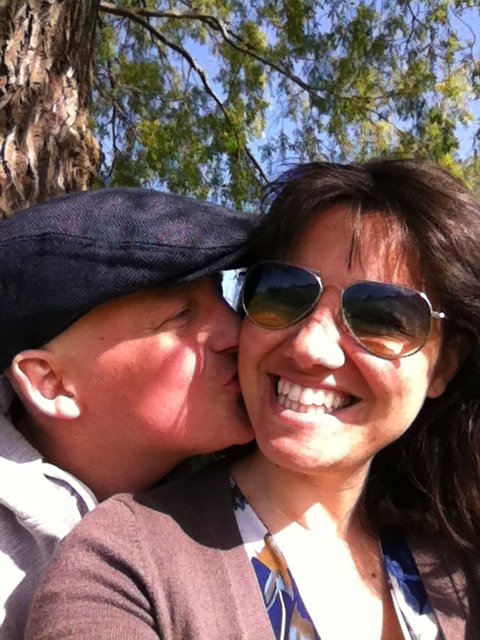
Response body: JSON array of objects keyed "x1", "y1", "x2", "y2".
[
  {"x1": 10, "y1": 350, "x2": 81, "y2": 420},
  {"x1": 427, "y1": 336, "x2": 469, "y2": 399}
]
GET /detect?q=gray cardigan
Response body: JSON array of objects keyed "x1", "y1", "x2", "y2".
[{"x1": 26, "y1": 462, "x2": 480, "y2": 639}]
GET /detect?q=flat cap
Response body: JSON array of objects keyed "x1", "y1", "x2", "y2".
[{"x1": 0, "y1": 188, "x2": 259, "y2": 371}]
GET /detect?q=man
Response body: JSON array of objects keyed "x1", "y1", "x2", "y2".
[{"x1": 0, "y1": 187, "x2": 258, "y2": 638}]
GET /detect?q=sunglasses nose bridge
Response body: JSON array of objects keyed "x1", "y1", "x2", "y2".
[{"x1": 315, "y1": 284, "x2": 344, "y2": 323}]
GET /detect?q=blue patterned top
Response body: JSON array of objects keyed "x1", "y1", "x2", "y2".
[{"x1": 232, "y1": 479, "x2": 440, "y2": 640}]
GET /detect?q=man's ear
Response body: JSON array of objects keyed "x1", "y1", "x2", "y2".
[
  {"x1": 10, "y1": 350, "x2": 81, "y2": 420},
  {"x1": 427, "y1": 337, "x2": 468, "y2": 399}
]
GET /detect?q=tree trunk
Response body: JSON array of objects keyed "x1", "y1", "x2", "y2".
[{"x1": 0, "y1": 0, "x2": 101, "y2": 217}]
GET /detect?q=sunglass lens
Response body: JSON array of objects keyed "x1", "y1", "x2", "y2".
[
  {"x1": 342, "y1": 283, "x2": 432, "y2": 357},
  {"x1": 242, "y1": 263, "x2": 320, "y2": 329}
]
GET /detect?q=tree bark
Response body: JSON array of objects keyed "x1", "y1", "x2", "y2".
[{"x1": 0, "y1": 0, "x2": 101, "y2": 217}]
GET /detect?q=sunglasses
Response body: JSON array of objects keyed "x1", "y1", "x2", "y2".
[{"x1": 241, "y1": 261, "x2": 446, "y2": 359}]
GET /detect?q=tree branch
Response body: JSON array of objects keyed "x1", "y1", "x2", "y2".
[
  {"x1": 99, "y1": 2, "x2": 394, "y2": 109},
  {"x1": 100, "y1": 2, "x2": 315, "y2": 96},
  {"x1": 99, "y1": 1, "x2": 268, "y2": 185}
]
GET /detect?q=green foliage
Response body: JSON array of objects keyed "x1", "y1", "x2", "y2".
[{"x1": 93, "y1": 0, "x2": 480, "y2": 207}]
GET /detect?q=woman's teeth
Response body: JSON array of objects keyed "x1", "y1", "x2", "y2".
[{"x1": 276, "y1": 378, "x2": 353, "y2": 415}]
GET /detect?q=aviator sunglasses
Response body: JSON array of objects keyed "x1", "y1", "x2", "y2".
[{"x1": 241, "y1": 261, "x2": 446, "y2": 359}]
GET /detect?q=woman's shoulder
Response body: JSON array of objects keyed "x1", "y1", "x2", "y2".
[
  {"x1": 82, "y1": 459, "x2": 237, "y2": 551},
  {"x1": 26, "y1": 461, "x2": 238, "y2": 620},
  {"x1": 113, "y1": 458, "x2": 233, "y2": 524},
  {"x1": 26, "y1": 459, "x2": 271, "y2": 640},
  {"x1": 407, "y1": 532, "x2": 480, "y2": 639}
]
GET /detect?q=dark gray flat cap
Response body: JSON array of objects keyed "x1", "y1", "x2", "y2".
[{"x1": 0, "y1": 187, "x2": 259, "y2": 371}]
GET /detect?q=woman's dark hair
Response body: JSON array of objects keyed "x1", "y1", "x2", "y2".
[{"x1": 250, "y1": 159, "x2": 480, "y2": 549}]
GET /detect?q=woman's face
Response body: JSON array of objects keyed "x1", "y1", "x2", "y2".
[{"x1": 239, "y1": 206, "x2": 460, "y2": 477}]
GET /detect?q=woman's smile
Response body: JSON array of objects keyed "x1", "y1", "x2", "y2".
[{"x1": 276, "y1": 377, "x2": 357, "y2": 415}]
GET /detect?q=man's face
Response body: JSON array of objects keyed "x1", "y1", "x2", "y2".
[{"x1": 50, "y1": 276, "x2": 253, "y2": 469}]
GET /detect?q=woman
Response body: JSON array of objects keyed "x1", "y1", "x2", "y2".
[{"x1": 26, "y1": 160, "x2": 480, "y2": 639}]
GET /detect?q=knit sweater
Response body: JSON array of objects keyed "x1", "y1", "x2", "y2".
[{"x1": 25, "y1": 462, "x2": 480, "y2": 640}]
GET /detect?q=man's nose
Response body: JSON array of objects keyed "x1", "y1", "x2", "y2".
[{"x1": 205, "y1": 297, "x2": 241, "y2": 353}]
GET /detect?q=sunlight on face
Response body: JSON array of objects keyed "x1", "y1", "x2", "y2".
[{"x1": 239, "y1": 206, "x2": 456, "y2": 477}]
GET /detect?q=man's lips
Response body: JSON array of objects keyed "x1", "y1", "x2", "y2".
[{"x1": 224, "y1": 371, "x2": 241, "y2": 389}]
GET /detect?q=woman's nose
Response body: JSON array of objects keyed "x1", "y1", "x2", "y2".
[{"x1": 284, "y1": 303, "x2": 346, "y2": 369}]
